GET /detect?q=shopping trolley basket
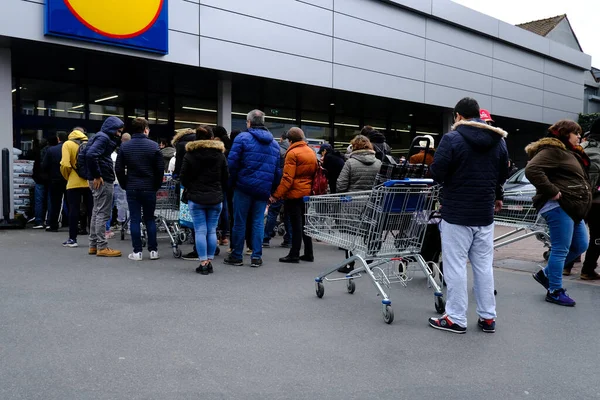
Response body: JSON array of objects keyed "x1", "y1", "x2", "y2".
[
  {"x1": 494, "y1": 190, "x2": 550, "y2": 259},
  {"x1": 154, "y1": 175, "x2": 186, "y2": 258},
  {"x1": 306, "y1": 179, "x2": 444, "y2": 324}
]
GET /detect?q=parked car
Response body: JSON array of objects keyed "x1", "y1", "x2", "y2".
[{"x1": 503, "y1": 168, "x2": 535, "y2": 193}]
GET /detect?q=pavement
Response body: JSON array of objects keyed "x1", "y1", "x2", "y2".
[{"x1": 1, "y1": 227, "x2": 599, "y2": 400}]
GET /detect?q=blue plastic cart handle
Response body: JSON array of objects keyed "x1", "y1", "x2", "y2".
[{"x1": 382, "y1": 178, "x2": 434, "y2": 187}]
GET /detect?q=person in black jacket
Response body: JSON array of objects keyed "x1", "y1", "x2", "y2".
[
  {"x1": 171, "y1": 128, "x2": 196, "y2": 178},
  {"x1": 318, "y1": 143, "x2": 345, "y2": 194},
  {"x1": 43, "y1": 132, "x2": 68, "y2": 232},
  {"x1": 180, "y1": 126, "x2": 229, "y2": 275},
  {"x1": 116, "y1": 118, "x2": 164, "y2": 261},
  {"x1": 428, "y1": 97, "x2": 509, "y2": 335}
]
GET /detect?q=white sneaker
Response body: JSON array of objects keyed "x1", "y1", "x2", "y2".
[
  {"x1": 128, "y1": 252, "x2": 143, "y2": 261},
  {"x1": 150, "y1": 251, "x2": 160, "y2": 260}
]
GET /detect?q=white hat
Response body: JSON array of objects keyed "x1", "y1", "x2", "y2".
[{"x1": 418, "y1": 135, "x2": 435, "y2": 149}]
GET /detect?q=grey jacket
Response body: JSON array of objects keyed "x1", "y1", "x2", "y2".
[
  {"x1": 583, "y1": 137, "x2": 600, "y2": 202},
  {"x1": 337, "y1": 150, "x2": 382, "y2": 192}
]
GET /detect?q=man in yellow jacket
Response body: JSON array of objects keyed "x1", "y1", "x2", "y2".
[{"x1": 60, "y1": 128, "x2": 93, "y2": 248}]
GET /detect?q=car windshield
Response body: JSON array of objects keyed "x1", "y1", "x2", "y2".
[{"x1": 509, "y1": 169, "x2": 529, "y2": 184}]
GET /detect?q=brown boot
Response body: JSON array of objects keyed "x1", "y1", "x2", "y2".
[
  {"x1": 96, "y1": 248, "x2": 122, "y2": 257},
  {"x1": 89, "y1": 247, "x2": 97, "y2": 255}
]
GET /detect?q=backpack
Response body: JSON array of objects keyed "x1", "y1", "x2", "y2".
[
  {"x1": 311, "y1": 161, "x2": 328, "y2": 195},
  {"x1": 73, "y1": 138, "x2": 91, "y2": 180}
]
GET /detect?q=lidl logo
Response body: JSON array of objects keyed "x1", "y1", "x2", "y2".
[{"x1": 45, "y1": 0, "x2": 168, "y2": 54}]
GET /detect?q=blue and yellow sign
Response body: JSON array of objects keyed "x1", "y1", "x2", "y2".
[{"x1": 45, "y1": 0, "x2": 168, "y2": 55}]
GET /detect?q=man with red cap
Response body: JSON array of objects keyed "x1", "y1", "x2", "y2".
[{"x1": 480, "y1": 109, "x2": 494, "y2": 125}]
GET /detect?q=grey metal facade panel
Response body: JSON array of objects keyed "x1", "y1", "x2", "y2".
[
  {"x1": 497, "y1": 21, "x2": 550, "y2": 56},
  {"x1": 548, "y1": 41, "x2": 591, "y2": 70},
  {"x1": 333, "y1": 39, "x2": 425, "y2": 81},
  {"x1": 431, "y1": 0, "x2": 499, "y2": 37},
  {"x1": 199, "y1": 6, "x2": 333, "y2": 62},
  {"x1": 199, "y1": 37, "x2": 333, "y2": 87},
  {"x1": 333, "y1": 64, "x2": 425, "y2": 103},
  {"x1": 543, "y1": 59, "x2": 584, "y2": 85},
  {"x1": 334, "y1": 0, "x2": 427, "y2": 38},
  {"x1": 170, "y1": 0, "x2": 199, "y2": 35},
  {"x1": 492, "y1": 60, "x2": 544, "y2": 90},
  {"x1": 425, "y1": 19, "x2": 493, "y2": 58},
  {"x1": 425, "y1": 83, "x2": 492, "y2": 110},
  {"x1": 333, "y1": 13, "x2": 425, "y2": 59},
  {"x1": 492, "y1": 78, "x2": 543, "y2": 106},
  {"x1": 544, "y1": 75, "x2": 584, "y2": 100},
  {"x1": 299, "y1": 0, "x2": 334, "y2": 9},
  {"x1": 492, "y1": 42, "x2": 544, "y2": 72},
  {"x1": 388, "y1": 0, "x2": 433, "y2": 14},
  {"x1": 425, "y1": 62, "x2": 492, "y2": 95},
  {"x1": 199, "y1": 0, "x2": 333, "y2": 36},
  {"x1": 543, "y1": 92, "x2": 583, "y2": 114},
  {"x1": 543, "y1": 107, "x2": 579, "y2": 125},
  {"x1": 492, "y1": 97, "x2": 544, "y2": 123},
  {"x1": 426, "y1": 40, "x2": 493, "y2": 76}
]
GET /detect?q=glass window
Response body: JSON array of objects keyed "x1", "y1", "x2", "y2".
[
  {"x1": 174, "y1": 96, "x2": 217, "y2": 130},
  {"x1": 19, "y1": 79, "x2": 85, "y2": 119},
  {"x1": 89, "y1": 87, "x2": 124, "y2": 120},
  {"x1": 148, "y1": 93, "x2": 169, "y2": 125}
]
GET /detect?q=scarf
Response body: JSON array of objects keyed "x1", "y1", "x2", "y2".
[{"x1": 548, "y1": 130, "x2": 590, "y2": 171}]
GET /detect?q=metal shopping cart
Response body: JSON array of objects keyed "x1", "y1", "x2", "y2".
[
  {"x1": 153, "y1": 175, "x2": 187, "y2": 258},
  {"x1": 494, "y1": 190, "x2": 551, "y2": 259},
  {"x1": 306, "y1": 179, "x2": 444, "y2": 324}
]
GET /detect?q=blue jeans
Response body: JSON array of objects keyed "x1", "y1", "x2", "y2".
[
  {"x1": 34, "y1": 183, "x2": 49, "y2": 225},
  {"x1": 231, "y1": 190, "x2": 267, "y2": 260},
  {"x1": 189, "y1": 201, "x2": 222, "y2": 262},
  {"x1": 126, "y1": 190, "x2": 158, "y2": 253},
  {"x1": 263, "y1": 199, "x2": 292, "y2": 243},
  {"x1": 542, "y1": 206, "x2": 588, "y2": 291}
]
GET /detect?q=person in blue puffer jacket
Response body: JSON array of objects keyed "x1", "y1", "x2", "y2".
[{"x1": 224, "y1": 109, "x2": 281, "y2": 267}]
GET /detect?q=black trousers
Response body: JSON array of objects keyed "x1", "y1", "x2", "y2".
[
  {"x1": 285, "y1": 198, "x2": 313, "y2": 258},
  {"x1": 48, "y1": 180, "x2": 67, "y2": 230},
  {"x1": 582, "y1": 203, "x2": 600, "y2": 273},
  {"x1": 67, "y1": 187, "x2": 93, "y2": 241}
]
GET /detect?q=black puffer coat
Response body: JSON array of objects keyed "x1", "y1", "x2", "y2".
[
  {"x1": 180, "y1": 140, "x2": 229, "y2": 206},
  {"x1": 430, "y1": 119, "x2": 509, "y2": 226},
  {"x1": 171, "y1": 129, "x2": 196, "y2": 178}
]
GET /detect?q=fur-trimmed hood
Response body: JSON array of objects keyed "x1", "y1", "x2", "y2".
[
  {"x1": 185, "y1": 140, "x2": 225, "y2": 153},
  {"x1": 171, "y1": 129, "x2": 195, "y2": 146},
  {"x1": 451, "y1": 119, "x2": 508, "y2": 138},
  {"x1": 525, "y1": 137, "x2": 566, "y2": 159},
  {"x1": 451, "y1": 118, "x2": 508, "y2": 152}
]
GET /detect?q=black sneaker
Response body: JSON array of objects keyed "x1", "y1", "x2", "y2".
[
  {"x1": 206, "y1": 262, "x2": 214, "y2": 274},
  {"x1": 223, "y1": 256, "x2": 243, "y2": 266},
  {"x1": 428, "y1": 315, "x2": 466, "y2": 334},
  {"x1": 250, "y1": 258, "x2": 263, "y2": 268},
  {"x1": 477, "y1": 318, "x2": 496, "y2": 333},
  {"x1": 546, "y1": 288, "x2": 576, "y2": 307},
  {"x1": 182, "y1": 251, "x2": 199, "y2": 261},
  {"x1": 300, "y1": 255, "x2": 314, "y2": 262},
  {"x1": 532, "y1": 269, "x2": 550, "y2": 290},
  {"x1": 214, "y1": 247, "x2": 220, "y2": 256},
  {"x1": 195, "y1": 264, "x2": 209, "y2": 275}
]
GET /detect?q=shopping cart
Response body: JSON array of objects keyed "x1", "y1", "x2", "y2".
[
  {"x1": 494, "y1": 190, "x2": 551, "y2": 259},
  {"x1": 153, "y1": 175, "x2": 187, "y2": 258},
  {"x1": 306, "y1": 179, "x2": 444, "y2": 324}
]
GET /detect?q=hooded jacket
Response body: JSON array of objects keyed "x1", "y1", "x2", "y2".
[
  {"x1": 430, "y1": 119, "x2": 509, "y2": 226},
  {"x1": 43, "y1": 142, "x2": 66, "y2": 183},
  {"x1": 171, "y1": 129, "x2": 196, "y2": 178},
  {"x1": 368, "y1": 131, "x2": 392, "y2": 161},
  {"x1": 525, "y1": 137, "x2": 591, "y2": 222},
  {"x1": 322, "y1": 150, "x2": 346, "y2": 193},
  {"x1": 273, "y1": 141, "x2": 318, "y2": 200},
  {"x1": 227, "y1": 127, "x2": 282, "y2": 201},
  {"x1": 582, "y1": 136, "x2": 600, "y2": 203},
  {"x1": 60, "y1": 130, "x2": 89, "y2": 190},
  {"x1": 180, "y1": 140, "x2": 229, "y2": 205},
  {"x1": 86, "y1": 117, "x2": 124, "y2": 183},
  {"x1": 337, "y1": 149, "x2": 382, "y2": 192},
  {"x1": 115, "y1": 133, "x2": 164, "y2": 192}
]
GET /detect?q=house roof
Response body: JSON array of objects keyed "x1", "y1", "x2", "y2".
[{"x1": 516, "y1": 14, "x2": 566, "y2": 37}]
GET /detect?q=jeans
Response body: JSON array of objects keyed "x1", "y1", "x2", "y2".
[
  {"x1": 106, "y1": 184, "x2": 129, "y2": 230},
  {"x1": 47, "y1": 181, "x2": 66, "y2": 230},
  {"x1": 263, "y1": 199, "x2": 292, "y2": 243},
  {"x1": 189, "y1": 201, "x2": 223, "y2": 262},
  {"x1": 542, "y1": 206, "x2": 589, "y2": 291},
  {"x1": 231, "y1": 190, "x2": 267, "y2": 260},
  {"x1": 66, "y1": 188, "x2": 92, "y2": 241},
  {"x1": 285, "y1": 198, "x2": 313, "y2": 258},
  {"x1": 34, "y1": 183, "x2": 49, "y2": 225},
  {"x1": 127, "y1": 190, "x2": 158, "y2": 253},
  {"x1": 440, "y1": 220, "x2": 496, "y2": 327},
  {"x1": 89, "y1": 182, "x2": 114, "y2": 250}
]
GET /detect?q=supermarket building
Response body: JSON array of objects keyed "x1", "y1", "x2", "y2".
[{"x1": 0, "y1": 0, "x2": 592, "y2": 219}]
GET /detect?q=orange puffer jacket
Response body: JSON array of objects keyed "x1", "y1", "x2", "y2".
[{"x1": 274, "y1": 141, "x2": 318, "y2": 200}]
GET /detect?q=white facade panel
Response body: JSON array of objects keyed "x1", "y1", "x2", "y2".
[
  {"x1": 425, "y1": 62, "x2": 492, "y2": 95},
  {"x1": 334, "y1": 13, "x2": 425, "y2": 59},
  {"x1": 425, "y1": 19, "x2": 493, "y2": 57},
  {"x1": 424, "y1": 83, "x2": 492, "y2": 111},
  {"x1": 492, "y1": 79, "x2": 543, "y2": 106},
  {"x1": 388, "y1": 0, "x2": 433, "y2": 14},
  {"x1": 170, "y1": 0, "x2": 199, "y2": 35},
  {"x1": 543, "y1": 92, "x2": 583, "y2": 114},
  {"x1": 333, "y1": 65, "x2": 424, "y2": 103},
  {"x1": 167, "y1": 31, "x2": 199, "y2": 66},
  {"x1": 492, "y1": 60, "x2": 544, "y2": 89},
  {"x1": 544, "y1": 59, "x2": 586, "y2": 84},
  {"x1": 200, "y1": 6, "x2": 332, "y2": 62},
  {"x1": 497, "y1": 21, "x2": 550, "y2": 56},
  {"x1": 431, "y1": 0, "x2": 499, "y2": 37},
  {"x1": 300, "y1": 0, "x2": 334, "y2": 9},
  {"x1": 426, "y1": 40, "x2": 493, "y2": 76},
  {"x1": 544, "y1": 75, "x2": 584, "y2": 100},
  {"x1": 491, "y1": 97, "x2": 544, "y2": 122},
  {"x1": 334, "y1": 39, "x2": 425, "y2": 81},
  {"x1": 543, "y1": 107, "x2": 578, "y2": 125},
  {"x1": 492, "y1": 42, "x2": 544, "y2": 72},
  {"x1": 199, "y1": 37, "x2": 333, "y2": 88}
]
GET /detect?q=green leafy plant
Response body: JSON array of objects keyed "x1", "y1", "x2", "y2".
[{"x1": 579, "y1": 113, "x2": 600, "y2": 132}]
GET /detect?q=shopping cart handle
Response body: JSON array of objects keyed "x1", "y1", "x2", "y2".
[{"x1": 383, "y1": 178, "x2": 434, "y2": 187}]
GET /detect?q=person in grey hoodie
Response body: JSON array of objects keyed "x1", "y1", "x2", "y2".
[{"x1": 337, "y1": 135, "x2": 382, "y2": 192}]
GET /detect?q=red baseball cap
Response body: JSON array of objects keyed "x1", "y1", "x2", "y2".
[{"x1": 480, "y1": 109, "x2": 494, "y2": 122}]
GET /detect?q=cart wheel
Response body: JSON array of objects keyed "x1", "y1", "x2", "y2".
[
  {"x1": 435, "y1": 297, "x2": 446, "y2": 314},
  {"x1": 543, "y1": 250, "x2": 550, "y2": 261},
  {"x1": 383, "y1": 305, "x2": 394, "y2": 324},
  {"x1": 173, "y1": 248, "x2": 182, "y2": 258},
  {"x1": 347, "y1": 279, "x2": 356, "y2": 294},
  {"x1": 315, "y1": 282, "x2": 325, "y2": 298},
  {"x1": 178, "y1": 231, "x2": 187, "y2": 244}
]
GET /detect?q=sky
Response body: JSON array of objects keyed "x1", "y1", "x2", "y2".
[{"x1": 452, "y1": 0, "x2": 600, "y2": 67}]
